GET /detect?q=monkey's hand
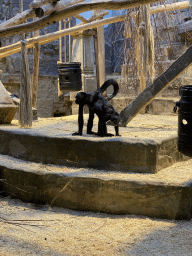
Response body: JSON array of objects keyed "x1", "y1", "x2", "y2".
[{"x1": 72, "y1": 132, "x2": 82, "y2": 136}]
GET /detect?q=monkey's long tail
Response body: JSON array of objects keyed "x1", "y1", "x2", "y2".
[{"x1": 99, "y1": 79, "x2": 119, "y2": 101}]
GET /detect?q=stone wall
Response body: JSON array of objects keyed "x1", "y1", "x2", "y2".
[{"x1": 1, "y1": 74, "x2": 59, "y2": 118}]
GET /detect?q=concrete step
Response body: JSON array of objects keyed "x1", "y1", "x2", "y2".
[
  {"x1": 0, "y1": 114, "x2": 188, "y2": 174},
  {"x1": 0, "y1": 154, "x2": 191, "y2": 220}
]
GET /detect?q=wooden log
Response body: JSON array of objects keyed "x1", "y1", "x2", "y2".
[
  {"x1": 0, "y1": 15, "x2": 127, "y2": 59},
  {"x1": 97, "y1": 24, "x2": 106, "y2": 88},
  {"x1": 0, "y1": 0, "x2": 190, "y2": 59},
  {"x1": 64, "y1": 19, "x2": 67, "y2": 62},
  {"x1": 92, "y1": 10, "x2": 106, "y2": 89},
  {"x1": 0, "y1": 0, "x2": 84, "y2": 30},
  {"x1": 93, "y1": 29, "x2": 100, "y2": 89},
  {"x1": 0, "y1": 0, "x2": 189, "y2": 31},
  {"x1": 32, "y1": 7, "x2": 40, "y2": 109},
  {"x1": 150, "y1": 1, "x2": 189, "y2": 15},
  {"x1": 59, "y1": 20, "x2": 62, "y2": 62},
  {"x1": 19, "y1": 41, "x2": 32, "y2": 128},
  {"x1": 68, "y1": 17, "x2": 72, "y2": 62},
  {"x1": 32, "y1": 42, "x2": 40, "y2": 108},
  {"x1": 29, "y1": 0, "x2": 60, "y2": 9},
  {"x1": 34, "y1": 0, "x2": 84, "y2": 18},
  {"x1": 89, "y1": 10, "x2": 109, "y2": 22},
  {"x1": 74, "y1": 14, "x2": 89, "y2": 23},
  {"x1": 0, "y1": 0, "x2": 161, "y2": 38},
  {"x1": 119, "y1": 45, "x2": 192, "y2": 126}
]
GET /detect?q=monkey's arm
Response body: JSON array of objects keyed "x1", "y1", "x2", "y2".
[{"x1": 72, "y1": 104, "x2": 84, "y2": 136}]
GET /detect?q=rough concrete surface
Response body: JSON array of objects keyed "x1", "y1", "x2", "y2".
[
  {"x1": 0, "y1": 80, "x2": 18, "y2": 124},
  {"x1": 0, "y1": 114, "x2": 191, "y2": 220},
  {"x1": 0, "y1": 114, "x2": 188, "y2": 173},
  {"x1": 0, "y1": 154, "x2": 192, "y2": 220}
]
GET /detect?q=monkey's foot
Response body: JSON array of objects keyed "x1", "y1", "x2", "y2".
[
  {"x1": 72, "y1": 132, "x2": 82, "y2": 136},
  {"x1": 97, "y1": 133, "x2": 114, "y2": 137}
]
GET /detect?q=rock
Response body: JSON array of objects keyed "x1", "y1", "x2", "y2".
[{"x1": 0, "y1": 80, "x2": 18, "y2": 124}]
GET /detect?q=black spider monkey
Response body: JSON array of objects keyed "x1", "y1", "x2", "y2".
[{"x1": 72, "y1": 79, "x2": 120, "y2": 137}]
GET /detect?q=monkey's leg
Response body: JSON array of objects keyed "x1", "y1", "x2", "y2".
[
  {"x1": 97, "y1": 119, "x2": 108, "y2": 137},
  {"x1": 115, "y1": 125, "x2": 120, "y2": 136},
  {"x1": 87, "y1": 109, "x2": 96, "y2": 134},
  {"x1": 72, "y1": 104, "x2": 84, "y2": 136}
]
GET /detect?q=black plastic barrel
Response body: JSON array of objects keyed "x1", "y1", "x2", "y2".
[
  {"x1": 174, "y1": 85, "x2": 192, "y2": 157},
  {"x1": 58, "y1": 62, "x2": 82, "y2": 92}
]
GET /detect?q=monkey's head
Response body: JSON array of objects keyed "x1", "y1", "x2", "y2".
[{"x1": 75, "y1": 92, "x2": 87, "y2": 105}]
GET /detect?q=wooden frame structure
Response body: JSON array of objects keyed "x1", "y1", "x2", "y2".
[{"x1": 0, "y1": 0, "x2": 192, "y2": 127}]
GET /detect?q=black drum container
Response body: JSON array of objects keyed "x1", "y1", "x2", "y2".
[
  {"x1": 174, "y1": 85, "x2": 192, "y2": 157},
  {"x1": 58, "y1": 62, "x2": 82, "y2": 92}
]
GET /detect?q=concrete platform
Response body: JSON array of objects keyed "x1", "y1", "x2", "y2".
[
  {"x1": 0, "y1": 114, "x2": 188, "y2": 173},
  {"x1": 0, "y1": 154, "x2": 191, "y2": 220}
]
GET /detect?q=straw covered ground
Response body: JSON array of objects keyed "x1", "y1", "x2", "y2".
[
  {"x1": 0, "y1": 114, "x2": 192, "y2": 255},
  {"x1": 1, "y1": 159, "x2": 192, "y2": 256}
]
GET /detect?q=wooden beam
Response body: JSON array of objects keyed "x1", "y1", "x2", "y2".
[
  {"x1": 0, "y1": 0, "x2": 84, "y2": 30},
  {"x1": 32, "y1": 12, "x2": 40, "y2": 109},
  {"x1": 0, "y1": 0, "x2": 190, "y2": 59},
  {"x1": 0, "y1": 15, "x2": 128, "y2": 59},
  {"x1": 150, "y1": 1, "x2": 189, "y2": 15},
  {"x1": 0, "y1": 0, "x2": 189, "y2": 32},
  {"x1": 74, "y1": 14, "x2": 89, "y2": 23},
  {"x1": 0, "y1": 0, "x2": 160, "y2": 38},
  {"x1": 29, "y1": 0, "x2": 60, "y2": 9},
  {"x1": 119, "y1": 45, "x2": 192, "y2": 126}
]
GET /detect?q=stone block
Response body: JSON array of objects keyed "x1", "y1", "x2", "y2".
[
  {"x1": 0, "y1": 154, "x2": 191, "y2": 220},
  {"x1": 0, "y1": 119, "x2": 188, "y2": 174},
  {"x1": 0, "y1": 80, "x2": 18, "y2": 124}
]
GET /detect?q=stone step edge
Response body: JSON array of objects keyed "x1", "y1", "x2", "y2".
[
  {"x1": 0, "y1": 127, "x2": 188, "y2": 174},
  {"x1": 0, "y1": 154, "x2": 191, "y2": 220}
]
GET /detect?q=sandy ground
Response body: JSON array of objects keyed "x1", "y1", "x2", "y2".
[{"x1": 0, "y1": 187, "x2": 192, "y2": 256}]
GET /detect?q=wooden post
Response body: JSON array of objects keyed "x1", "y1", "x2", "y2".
[
  {"x1": 97, "y1": 25, "x2": 106, "y2": 86},
  {"x1": 59, "y1": 20, "x2": 62, "y2": 62},
  {"x1": 93, "y1": 29, "x2": 100, "y2": 89},
  {"x1": 64, "y1": 19, "x2": 67, "y2": 62},
  {"x1": 32, "y1": 42, "x2": 40, "y2": 108},
  {"x1": 119, "y1": 45, "x2": 192, "y2": 126},
  {"x1": 68, "y1": 17, "x2": 71, "y2": 62},
  {"x1": 20, "y1": 41, "x2": 32, "y2": 128},
  {"x1": 32, "y1": 3, "x2": 40, "y2": 109},
  {"x1": 92, "y1": 10, "x2": 106, "y2": 91}
]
